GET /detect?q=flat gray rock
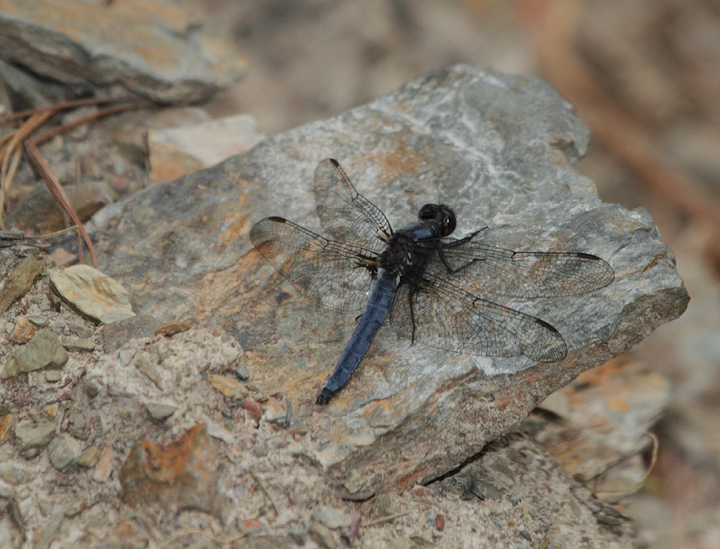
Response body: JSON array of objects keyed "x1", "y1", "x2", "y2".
[{"x1": 89, "y1": 65, "x2": 688, "y2": 491}]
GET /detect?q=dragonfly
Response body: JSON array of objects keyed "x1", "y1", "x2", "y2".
[{"x1": 250, "y1": 159, "x2": 614, "y2": 404}]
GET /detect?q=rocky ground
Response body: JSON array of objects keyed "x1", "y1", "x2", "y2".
[{"x1": 2, "y1": 0, "x2": 718, "y2": 548}]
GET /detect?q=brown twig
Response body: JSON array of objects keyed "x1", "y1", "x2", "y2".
[
  {"x1": 249, "y1": 469, "x2": 279, "y2": 517},
  {"x1": 0, "y1": 96, "x2": 138, "y2": 125},
  {"x1": 0, "y1": 111, "x2": 53, "y2": 225},
  {"x1": 21, "y1": 102, "x2": 138, "y2": 267}
]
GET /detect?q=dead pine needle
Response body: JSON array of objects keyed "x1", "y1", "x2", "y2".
[{"x1": 249, "y1": 469, "x2": 279, "y2": 517}]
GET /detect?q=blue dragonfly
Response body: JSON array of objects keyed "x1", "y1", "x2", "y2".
[{"x1": 250, "y1": 159, "x2": 614, "y2": 404}]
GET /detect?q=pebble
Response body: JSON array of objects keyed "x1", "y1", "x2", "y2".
[
  {"x1": 308, "y1": 522, "x2": 337, "y2": 549},
  {"x1": 209, "y1": 374, "x2": 248, "y2": 400},
  {"x1": 221, "y1": 344, "x2": 241, "y2": 365},
  {"x1": 0, "y1": 255, "x2": 44, "y2": 316},
  {"x1": 1, "y1": 329, "x2": 68, "y2": 379},
  {"x1": 14, "y1": 419, "x2": 56, "y2": 452},
  {"x1": 91, "y1": 447, "x2": 114, "y2": 482},
  {"x1": 118, "y1": 348, "x2": 136, "y2": 366},
  {"x1": 61, "y1": 337, "x2": 96, "y2": 352},
  {"x1": 0, "y1": 463, "x2": 27, "y2": 485},
  {"x1": 49, "y1": 265, "x2": 135, "y2": 324},
  {"x1": 45, "y1": 370, "x2": 62, "y2": 382},
  {"x1": 44, "y1": 403, "x2": 58, "y2": 418},
  {"x1": 102, "y1": 315, "x2": 162, "y2": 353},
  {"x1": 77, "y1": 445, "x2": 101, "y2": 468},
  {"x1": 118, "y1": 424, "x2": 221, "y2": 516},
  {"x1": 135, "y1": 357, "x2": 163, "y2": 390},
  {"x1": 344, "y1": 469, "x2": 364, "y2": 494},
  {"x1": 9, "y1": 317, "x2": 36, "y2": 344},
  {"x1": 235, "y1": 363, "x2": 250, "y2": 380},
  {"x1": 311, "y1": 507, "x2": 352, "y2": 529},
  {"x1": 47, "y1": 435, "x2": 83, "y2": 472},
  {"x1": 143, "y1": 401, "x2": 178, "y2": 421},
  {"x1": 0, "y1": 414, "x2": 17, "y2": 444},
  {"x1": 67, "y1": 410, "x2": 88, "y2": 440},
  {"x1": 25, "y1": 315, "x2": 50, "y2": 327}
]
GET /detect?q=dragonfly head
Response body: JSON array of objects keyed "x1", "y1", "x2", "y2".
[{"x1": 418, "y1": 204, "x2": 456, "y2": 237}]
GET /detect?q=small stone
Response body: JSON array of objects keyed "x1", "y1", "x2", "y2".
[
  {"x1": 61, "y1": 337, "x2": 95, "y2": 352},
  {"x1": 209, "y1": 374, "x2": 248, "y2": 400},
  {"x1": 9, "y1": 317, "x2": 36, "y2": 344},
  {"x1": 118, "y1": 348, "x2": 136, "y2": 366},
  {"x1": 67, "y1": 410, "x2": 88, "y2": 440},
  {"x1": 45, "y1": 370, "x2": 62, "y2": 383},
  {"x1": 25, "y1": 315, "x2": 49, "y2": 327},
  {"x1": 154, "y1": 322, "x2": 192, "y2": 337},
  {"x1": 44, "y1": 403, "x2": 59, "y2": 418},
  {"x1": 91, "y1": 447, "x2": 114, "y2": 482},
  {"x1": 64, "y1": 500, "x2": 86, "y2": 517},
  {"x1": 311, "y1": 507, "x2": 352, "y2": 529},
  {"x1": 135, "y1": 357, "x2": 163, "y2": 390},
  {"x1": 221, "y1": 344, "x2": 240, "y2": 365},
  {"x1": 0, "y1": 255, "x2": 44, "y2": 316},
  {"x1": 0, "y1": 414, "x2": 17, "y2": 444},
  {"x1": 466, "y1": 478, "x2": 503, "y2": 500},
  {"x1": 102, "y1": 315, "x2": 162, "y2": 353},
  {"x1": 118, "y1": 424, "x2": 221, "y2": 516},
  {"x1": 308, "y1": 522, "x2": 337, "y2": 549},
  {"x1": 143, "y1": 401, "x2": 178, "y2": 421},
  {"x1": 77, "y1": 445, "x2": 101, "y2": 468},
  {"x1": 235, "y1": 363, "x2": 250, "y2": 380},
  {"x1": 48, "y1": 434, "x2": 83, "y2": 472},
  {"x1": 344, "y1": 469, "x2": 364, "y2": 494},
  {"x1": 14, "y1": 419, "x2": 56, "y2": 452},
  {"x1": 0, "y1": 463, "x2": 27, "y2": 485},
  {"x1": 49, "y1": 265, "x2": 135, "y2": 324},
  {"x1": 1, "y1": 329, "x2": 69, "y2": 379}
]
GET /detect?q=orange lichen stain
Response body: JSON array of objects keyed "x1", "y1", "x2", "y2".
[
  {"x1": 607, "y1": 397, "x2": 631, "y2": 413},
  {"x1": 219, "y1": 194, "x2": 250, "y2": 247},
  {"x1": 363, "y1": 134, "x2": 430, "y2": 185}
]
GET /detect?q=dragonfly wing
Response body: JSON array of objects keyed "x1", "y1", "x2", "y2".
[
  {"x1": 313, "y1": 159, "x2": 392, "y2": 253},
  {"x1": 425, "y1": 238, "x2": 614, "y2": 298},
  {"x1": 388, "y1": 272, "x2": 568, "y2": 362},
  {"x1": 250, "y1": 217, "x2": 377, "y2": 312}
]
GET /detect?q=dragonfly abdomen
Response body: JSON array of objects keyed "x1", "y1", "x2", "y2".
[{"x1": 316, "y1": 273, "x2": 396, "y2": 404}]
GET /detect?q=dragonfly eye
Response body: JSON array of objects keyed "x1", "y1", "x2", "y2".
[
  {"x1": 439, "y1": 205, "x2": 456, "y2": 236},
  {"x1": 419, "y1": 204, "x2": 456, "y2": 236}
]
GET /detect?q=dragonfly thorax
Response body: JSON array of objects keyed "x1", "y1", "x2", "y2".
[{"x1": 377, "y1": 231, "x2": 417, "y2": 276}]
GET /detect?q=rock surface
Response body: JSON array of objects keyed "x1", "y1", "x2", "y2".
[
  {"x1": 88, "y1": 65, "x2": 689, "y2": 492},
  {"x1": 0, "y1": 0, "x2": 245, "y2": 104}
]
